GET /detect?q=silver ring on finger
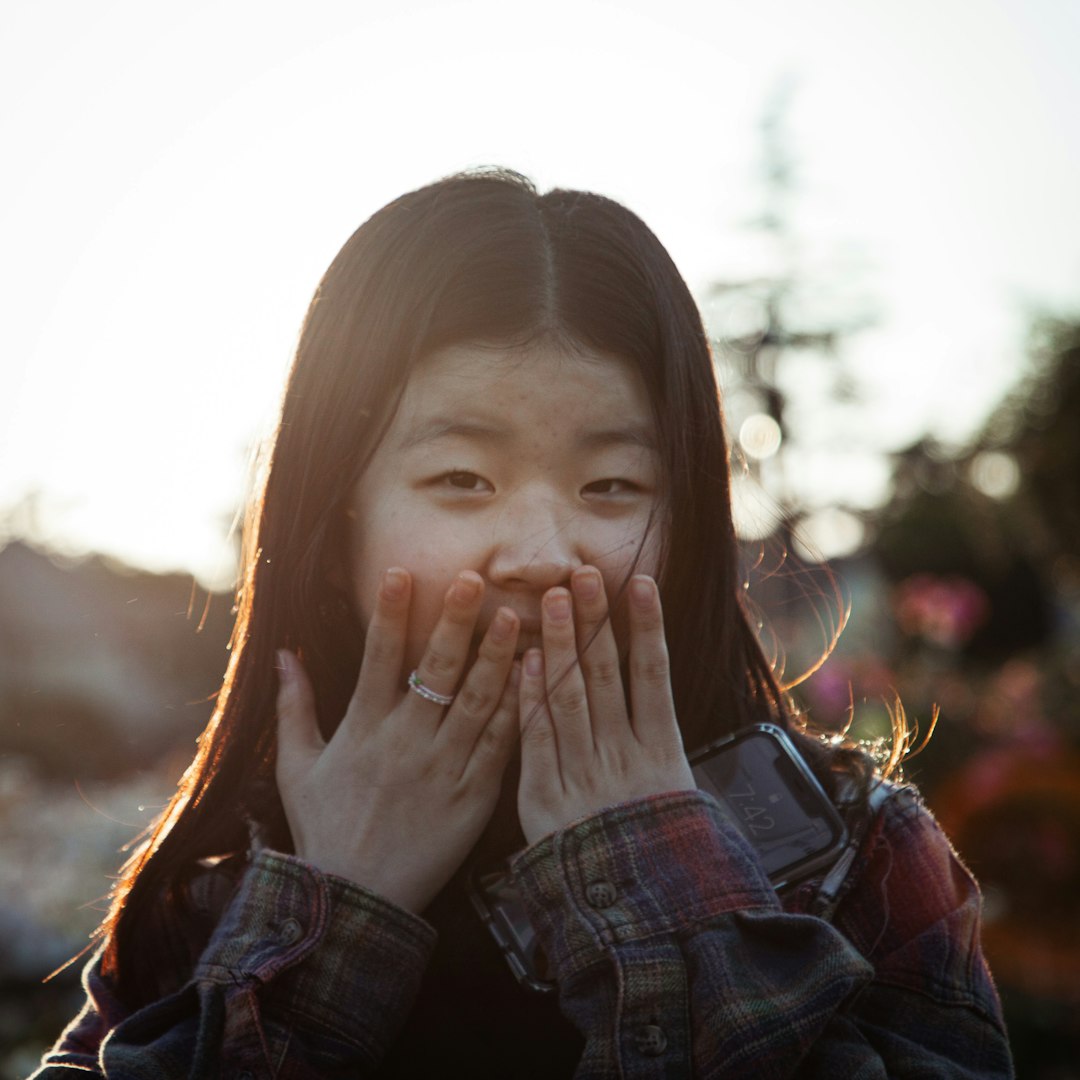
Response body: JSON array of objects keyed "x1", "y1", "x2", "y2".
[{"x1": 407, "y1": 670, "x2": 455, "y2": 707}]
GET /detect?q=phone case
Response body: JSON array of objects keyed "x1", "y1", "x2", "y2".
[{"x1": 689, "y1": 722, "x2": 848, "y2": 890}]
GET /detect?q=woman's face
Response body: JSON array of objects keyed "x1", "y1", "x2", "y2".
[{"x1": 346, "y1": 340, "x2": 663, "y2": 672}]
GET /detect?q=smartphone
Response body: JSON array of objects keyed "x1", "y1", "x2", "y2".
[
  {"x1": 469, "y1": 722, "x2": 847, "y2": 993},
  {"x1": 688, "y1": 722, "x2": 848, "y2": 889},
  {"x1": 469, "y1": 863, "x2": 557, "y2": 993}
]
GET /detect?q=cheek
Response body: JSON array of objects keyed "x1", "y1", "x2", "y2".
[
  {"x1": 351, "y1": 531, "x2": 470, "y2": 668},
  {"x1": 591, "y1": 517, "x2": 663, "y2": 587},
  {"x1": 593, "y1": 522, "x2": 665, "y2": 649}
]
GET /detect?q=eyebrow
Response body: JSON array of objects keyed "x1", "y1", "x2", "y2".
[{"x1": 396, "y1": 417, "x2": 658, "y2": 452}]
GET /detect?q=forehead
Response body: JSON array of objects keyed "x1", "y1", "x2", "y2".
[{"x1": 387, "y1": 340, "x2": 656, "y2": 448}]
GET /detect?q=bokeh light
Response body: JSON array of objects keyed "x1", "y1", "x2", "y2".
[
  {"x1": 738, "y1": 413, "x2": 783, "y2": 460},
  {"x1": 792, "y1": 507, "x2": 866, "y2": 562},
  {"x1": 969, "y1": 450, "x2": 1021, "y2": 500}
]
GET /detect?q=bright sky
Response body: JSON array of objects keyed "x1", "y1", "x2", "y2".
[{"x1": 2, "y1": 0, "x2": 1078, "y2": 588}]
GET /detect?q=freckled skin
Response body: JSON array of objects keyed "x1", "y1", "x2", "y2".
[{"x1": 346, "y1": 340, "x2": 663, "y2": 676}]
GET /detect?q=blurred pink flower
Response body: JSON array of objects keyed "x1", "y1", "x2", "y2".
[{"x1": 893, "y1": 573, "x2": 990, "y2": 649}]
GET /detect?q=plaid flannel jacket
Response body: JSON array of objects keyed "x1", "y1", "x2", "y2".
[{"x1": 33, "y1": 786, "x2": 1013, "y2": 1078}]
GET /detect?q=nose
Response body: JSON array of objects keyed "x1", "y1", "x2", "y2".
[{"x1": 485, "y1": 490, "x2": 583, "y2": 592}]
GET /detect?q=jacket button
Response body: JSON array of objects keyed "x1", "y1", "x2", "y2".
[
  {"x1": 634, "y1": 1024, "x2": 668, "y2": 1056},
  {"x1": 277, "y1": 917, "x2": 303, "y2": 945},
  {"x1": 585, "y1": 880, "x2": 617, "y2": 908}
]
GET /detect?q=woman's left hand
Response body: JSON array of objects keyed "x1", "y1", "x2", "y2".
[{"x1": 517, "y1": 567, "x2": 696, "y2": 846}]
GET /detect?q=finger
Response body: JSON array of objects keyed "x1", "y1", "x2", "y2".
[
  {"x1": 439, "y1": 605, "x2": 519, "y2": 751},
  {"x1": 275, "y1": 649, "x2": 324, "y2": 785},
  {"x1": 461, "y1": 657, "x2": 522, "y2": 780},
  {"x1": 541, "y1": 586, "x2": 593, "y2": 758},
  {"x1": 626, "y1": 575, "x2": 678, "y2": 745},
  {"x1": 405, "y1": 570, "x2": 485, "y2": 721},
  {"x1": 570, "y1": 566, "x2": 629, "y2": 742},
  {"x1": 353, "y1": 567, "x2": 411, "y2": 719},
  {"x1": 518, "y1": 648, "x2": 561, "y2": 793}
]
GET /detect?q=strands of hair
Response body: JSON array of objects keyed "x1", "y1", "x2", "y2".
[{"x1": 83, "y1": 168, "x2": 905, "y2": 1007}]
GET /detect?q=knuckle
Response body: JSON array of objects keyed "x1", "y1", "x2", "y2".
[
  {"x1": 611, "y1": 744, "x2": 636, "y2": 773},
  {"x1": 423, "y1": 646, "x2": 458, "y2": 680},
  {"x1": 576, "y1": 613, "x2": 608, "y2": 641},
  {"x1": 474, "y1": 720, "x2": 507, "y2": 758},
  {"x1": 455, "y1": 683, "x2": 492, "y2": 719},
  {"x1": 521, "y1": 712, "x2": 555, "y2": 746},
  {"x1": 585, "y1": 655, "x2": 622, "y2": 692},
  {"x1": 476, "y1": 635, "x2": 510, "y2": 665},
  {"x1": 364, "y1": 631, "x2": 400, "y2": 667},
  {"x1": 383, "y1": 731, "x2": 433, "y2": 780},
  {"x1": 633, "y1": 652, "x2": 670, "y2": 687},
  {"x1": 550, "y1": 682, "x2": 587, "y2": 715},
  {"x1": 597, "y1": 744, "x2": 632, "y2": 777}
]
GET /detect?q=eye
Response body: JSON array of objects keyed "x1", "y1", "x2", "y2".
[
  {"x1": 582, "y1": 478, "x2": 640, "y2": 497},
  {"x1": 441, "y1": 470, "x2": 492, "y2": 493}
]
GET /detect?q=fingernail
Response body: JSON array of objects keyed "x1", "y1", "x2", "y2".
[
  {"x1": 275, "y1": 649, "x2": 292, "y2": 678},
  {"x1": 572, "y1": 568, "x2": 601, "y2": 601},
  {"x1": 383, "y1": 567, "x2": 407, "y2": 599},
  {"x1": 451, "y1": 572, "x2": 482, "y2": 605},
  {"x1": 490, "y1": 607, "x2": 516, "y2": 642},
  {"x1": 544, "y1": 588, "x2": 571, "y2": 623},
  {"x1": 524, "y1": 649, "x2": 543, "y2": 677},
  {"x1": 630, "y1": 576, "x2": 655, "y2": 607}
]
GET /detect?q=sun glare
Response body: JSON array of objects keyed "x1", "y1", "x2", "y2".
[{"x1": 2, "y1": 0, "x2": 1077, "y2": 583}]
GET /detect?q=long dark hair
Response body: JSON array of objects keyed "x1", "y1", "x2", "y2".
[{"x1": 100, "y1": 168, "x2": 792, "y2": 1005}]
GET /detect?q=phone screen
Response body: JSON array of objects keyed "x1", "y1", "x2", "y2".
[{"x1": 691, "y1": 726, "x2": 845, "y2": 883}]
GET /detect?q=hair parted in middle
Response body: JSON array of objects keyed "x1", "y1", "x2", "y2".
[
  {"x1": 101, "y1": 167, "x2": 789, "y2": 1004},
  {"x1": 264, "y1": 167, "x2": 782, "y2": 747}
]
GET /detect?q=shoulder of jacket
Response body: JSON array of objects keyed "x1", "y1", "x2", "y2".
[{"x1": 808, "y1": 775, "x2": 917, "y2": 919}]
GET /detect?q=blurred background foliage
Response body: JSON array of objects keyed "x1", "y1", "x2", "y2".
[
  {"x1": 710, "y1": 126, "x2": 1080, "y2": 1068},
  {"x1": 3, "y1": 121, "x2": 1079, "y2": 1079}
]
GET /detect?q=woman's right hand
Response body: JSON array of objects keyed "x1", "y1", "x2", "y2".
[{"x1": 274, "y1": 567, "x2": 520, "y2": 913}]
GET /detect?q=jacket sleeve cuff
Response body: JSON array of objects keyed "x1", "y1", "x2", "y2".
[
  {"x1": 509, "y1": 790, "x2": 779, "y2": 980},
  {"x1": 194, "y1": 849, "x2": 435, "y2": 1049}
]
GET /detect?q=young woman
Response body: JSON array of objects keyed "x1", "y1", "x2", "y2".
[{"x1": 35, "y1": 169, "x2": 1013, "y2": 1078}]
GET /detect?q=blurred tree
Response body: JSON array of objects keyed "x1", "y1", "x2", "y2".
[
  {"x1": 978, "y1": 314, "x2": 1080, "y2": 564},
  {"x1": 873, "y1": 451, "x2": 1053, "y2": 663},
  {"x1": 708, "y1": 78, "x2": 878, "y2": 562},
  {"x1": 870, "y1": 312, "x2": 1080, "y2": 668}
]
